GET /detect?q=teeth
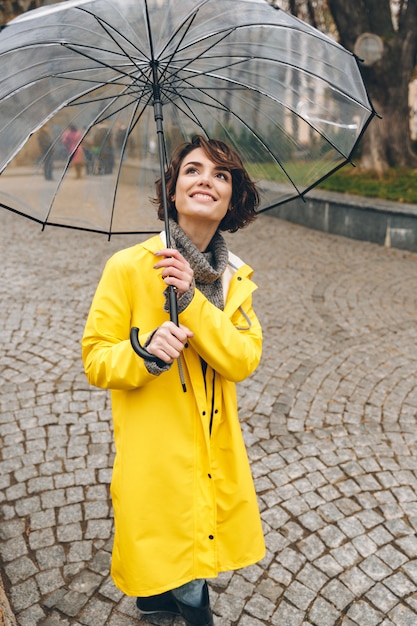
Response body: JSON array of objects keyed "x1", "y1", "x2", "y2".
[{"x1": 193, "y1": 193, "x2": 213, "y2": 200}]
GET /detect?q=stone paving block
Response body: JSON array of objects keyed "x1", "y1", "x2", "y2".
[
  {"x1": 295, "y1": 563, "x2": 328, "y2": 593},
  {"x1": 99, "y1": 577, "x2": 125, "y2": 603},
  {"x1": 318, "y1": 524, "x2": 346, "y2": 548},
  {"x1": 9, "y1": 577, "x2": 40, "y2": 612},
  {"x1": 58, "y1": 504, "x2": 83, "y2": 525},
  {"x1": 0, "y1": 520, "x2": 25, "y2": 541},
  {"x1": 271, "y1": 599, "x2": 305, "y2": 626},
  {"x1": 365, "y1": 582, "x2": 399, "y2": 613},
  {"x1": 68, "y1": 541, "x2": 93, "y2": 563},
  {"x1": 307, "y1": 596, "x2": 340, "y2": 626},
  {"x1": 244, "y1": 592, "x2": 275, "y2": 620},
  {"x1": 0, "y1": 536, "x2": 28, "y2": 562},
  {"x1": 4, "y1": 556, "x2": 39, "y2": 584},
  {"x1": 340, "y1": 566, "x2": 374, "y2": 596},
  {"x1": 313, "y1": 554, "x2": 344, "y2": 578},
  {"x1": 377, "y1": 544, "x2": 408, "y2": 569},
  {"x1": 402, "y1": 560, "x2": 417, "y2": 585},
  {"x1": 283, "y1": 580, "x2": 316, "y2": 611},
  {"x1": 388, "y1": 603, "x2": 417, "y2": 626},
  {"x1": 359, "y1": 554, "x2": 393, "y2": 581},
  {"x1": 395, "y1": 535, "x2": 417, "y2": 558},
  {"x1": 36, "y1": 568, "x2": 65, "y2": 595},
  {"x1": 384, "y1": 571, "x2": 417, "y2": 596},
  {"x1": 297, "y1": 534, "x2": 326, "y2": 560},
  {"x1": 56, "y1": 523, "x2": 83, "y2": 543},
  {"x1": 54, "y1": 589, "x2": 90, "y2": 617},
  {"x1": 256, "y1": 577, "x2": 284, "y2": 602},
  {"x1": 28, "y1": 527, "x2": 55, "y2": 550},
  {"x1": 15, "y1": 603, "x2": 46, "y2": 626},
  {"x1": 351, "y1": 534, "x2": 378, "y2": 557},
  {"x1": 346, "y1": 600, "x2": 384, "y2": 626},
  {"x1": 213, "y1": 592, "x2": 244, "y2": 622},
  {"x1": 36, "y1": 545, "x2": 66, "y2": 570},
  {"x1": 318, "y1": 503, "x2": 345, "y2": 523},
  {"x1": 277, "y1": 548, "x2": 307, "y2": 574},
  {"x1": 78, "y1": 596, "x2": 113, "y2": 625},
  {"x1": 297, "y1": 511, "x2": 326, "y2": 532}
]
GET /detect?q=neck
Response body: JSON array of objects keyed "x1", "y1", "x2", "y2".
[{"x1": 177, "y1": 217, "x2": 218, "y2": 251}]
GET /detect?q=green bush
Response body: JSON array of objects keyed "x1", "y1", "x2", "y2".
[{"x1": 318, "y1": 167, "x2": 417, "y2": 204}]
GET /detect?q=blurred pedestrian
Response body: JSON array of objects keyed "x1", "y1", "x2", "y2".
[
  {"x1": 62, "y1": 124, "x2": 84, "y2": 178},
  {"x1": 37, "y1": 124, "x2": 54, "y2": 180}
]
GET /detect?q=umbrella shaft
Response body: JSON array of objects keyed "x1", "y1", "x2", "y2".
[{"x1": 151, "y1": 69, "x2": 178, "y2": 326}]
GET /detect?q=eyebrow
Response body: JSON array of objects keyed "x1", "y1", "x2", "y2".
[{"x1": 183, "y1": 160, "x2": 230, "y2": 172}]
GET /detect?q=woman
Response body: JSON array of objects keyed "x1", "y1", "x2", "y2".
[
  {"x1": 61, "y1": 124, "x2": 84, "y2": 179},
  {"x1": 82, "y1": 135, "x2": 265, "y2": 626}
]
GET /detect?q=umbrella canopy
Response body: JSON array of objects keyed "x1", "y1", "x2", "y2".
[{"x1": 0, "y1": 0, "x2": 375, "y2": 238}]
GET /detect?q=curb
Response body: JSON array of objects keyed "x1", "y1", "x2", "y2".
[{"x1": 267, "y1": 187, "x2": 417, "y2": 253}]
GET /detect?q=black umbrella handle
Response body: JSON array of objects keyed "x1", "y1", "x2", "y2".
[{"x1": 130, "y1": 327, "x2": 166, "y2": 368}]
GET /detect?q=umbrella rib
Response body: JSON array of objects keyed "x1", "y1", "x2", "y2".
[
  {"x1": 165, "y1": 63, "x2": 363, "y2": 160},
  {"x1": 152, "y1": 9, "x2": 201, "y2": 87},
  {"x1": 161, "y1": 84, "x2": 302, "y2": 195},
  {"x1": 77, "y1": 6, "x2": 154, "y2": 73},
  {"x1": 166, "y1": 49, "x2": 370, "y2": 115},
  {"x1": 61, "y1": 42, "x2": 153, "y2": 92},
  {"x1": 159, "y1": 28, "x2": 238, "y2": 88},
  {"x1": 155, "y1": 16, "x2": 367, "y2": 110},
  {"x1": 107, "y1": 99, "x2": 145, "y2": 237},
  {"x1": 55, "y1": 69, "x2": 152, "y2": 109}
]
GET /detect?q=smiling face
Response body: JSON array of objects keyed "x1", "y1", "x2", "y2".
[{"x1": 172, "y1": 147, "x2": 233, "y2": 235}]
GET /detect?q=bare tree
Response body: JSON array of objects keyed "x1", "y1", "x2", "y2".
[
  {"x1": 270, "y1": 0, "x2": 417, "y2": 173},
  {"x1": 0, "y1": 0, "x2": 66, "y2": 25},
  {"x1": 327, "y1": 0, "x2": 417, "y2": 173}
]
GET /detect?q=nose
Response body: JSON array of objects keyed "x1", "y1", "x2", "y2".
[
  {"x1": 197, "y1": 174, "x2": 211, "y2": 187},
  {"x1": 196, "y1": 168, "x2": 212, "y2": 186}
]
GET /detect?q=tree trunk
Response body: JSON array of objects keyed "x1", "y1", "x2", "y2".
[{"x1": 327, "y1": 0, "x2": 417, "y2": 173}]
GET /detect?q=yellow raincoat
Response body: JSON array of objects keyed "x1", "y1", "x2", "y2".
[{"x1": 82, "y1": 233, "x2": 265, "y2": 597}]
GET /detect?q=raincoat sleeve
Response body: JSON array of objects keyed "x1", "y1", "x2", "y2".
[
  {"x1": 81, "y1": 252, "x2": 159, "y2": 391},
  {"x1": 180, "y1": 276, "x2": 262, "y2": 383}
]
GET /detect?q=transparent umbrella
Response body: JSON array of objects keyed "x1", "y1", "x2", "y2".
[
  {"x1": 0, "y1": 0, "x2": 375, "y2": 239},
  {"x1": 0, "y1": 0, "x2": 376, "y2": 360}
]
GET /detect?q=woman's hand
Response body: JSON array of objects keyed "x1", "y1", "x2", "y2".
[
  {"x1": 154, "y1": 248, "x2": 194, "y2": 297},
  {"x1": 146, "y1": 321, "x2": 194, "y2": 364}
]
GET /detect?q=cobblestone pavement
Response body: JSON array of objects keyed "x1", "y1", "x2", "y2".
[{"x1": 2, "y1": 204, "x2": 417, "y2": 626}]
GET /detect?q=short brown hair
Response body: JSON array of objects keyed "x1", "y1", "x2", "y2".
[{"x1": 154, "y1": 135, "x2": 259, "y2": 233}]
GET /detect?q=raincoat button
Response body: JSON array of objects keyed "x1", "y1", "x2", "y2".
[
  {"x1": 237, "y1": 276, "x2": 242, "y2": 281},
  {"x1": 208, "y1": 473, "x2": 212, "y2": 478},
  {"x1": 209, "y1": 535, "x2": 214, "y2": 540},
  {"x1": 202, "y1": 411, "x2": 206, "y2": 416}
]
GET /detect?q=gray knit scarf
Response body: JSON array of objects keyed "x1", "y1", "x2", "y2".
[{"x1": 169, "y1": 219, "x2": 228, "y2": 310}]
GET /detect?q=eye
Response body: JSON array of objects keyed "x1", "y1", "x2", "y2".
[
  {"x1": 217, "y1": 171, "x2": 230, "y2": 181},
  {"x1": 184, "y1": 166, "x2": 198, "y2": 175}
]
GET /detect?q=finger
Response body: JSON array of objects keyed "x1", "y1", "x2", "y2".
[{"x1": 153, "y1": 249, "x2": 184, "y2": 267}]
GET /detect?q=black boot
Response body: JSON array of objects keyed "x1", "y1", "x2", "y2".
[
  {"x1": 174, "y1": 581, "x2": 214, "y2": 626},
  {"x1": 136, "y1": 590, "x2": 181, "y2": 615}
]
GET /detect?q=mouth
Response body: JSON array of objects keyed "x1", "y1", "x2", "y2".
[{"x1": 190, "y1": 192, "x2": 216, "y2": 202}]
